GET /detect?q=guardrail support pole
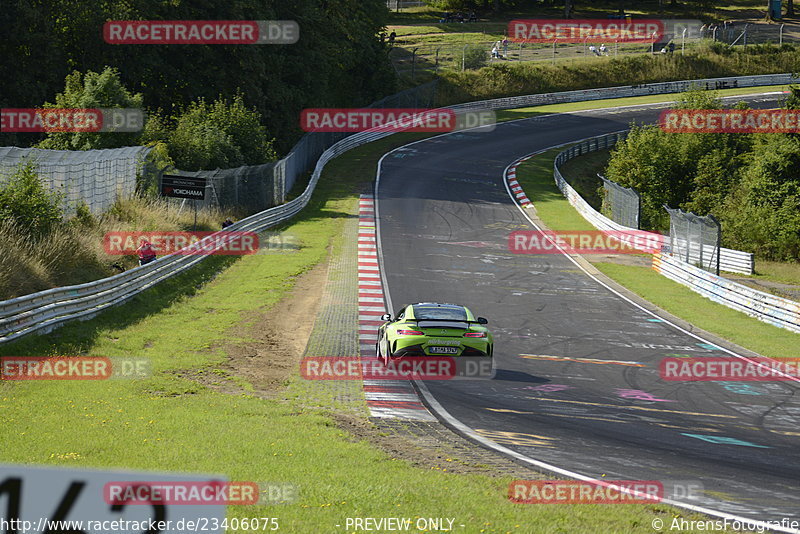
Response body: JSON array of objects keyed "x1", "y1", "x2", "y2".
[
  {"x1": 435, "y1": 47, "x2": 440, "y2": 73},
  {"x1": 411, "y1": 47, "x2": 418, "y2": 79},
  {"x1": 552, "y1": 38, "x2": 557, "y2": 64},
  {"x1": 780, "y1": 24, "x2": 785, "y2": 46},
  {"x1": 709, "y1": 213, "x2": 721, "y2": 276},
  {"x1": 462, "y1": 44, "x2": 468, "y2": 71}
]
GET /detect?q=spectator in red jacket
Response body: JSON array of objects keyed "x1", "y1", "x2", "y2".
[{"x1": 137, "y1": 240, "x2": 157, "y2": 266}]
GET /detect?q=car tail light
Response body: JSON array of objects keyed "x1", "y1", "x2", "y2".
[
  {"x1": 464, "y1": 332, "x2": 487, "y2": 338},
  {"x1": 397, "y1": 329, "x2": 423, "y2": 336}
]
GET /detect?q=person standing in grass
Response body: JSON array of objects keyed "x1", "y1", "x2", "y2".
[
  {"x1": 137, "y1": 240, "x2": 157, "y2": 266},
  {"x1": 502, "y1": 38, "x2": 509, "y2": 58}
]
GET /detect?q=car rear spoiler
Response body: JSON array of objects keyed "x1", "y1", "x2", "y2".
[{"x1": 407, "y1": 318, "x2": 481, "y2": 323}]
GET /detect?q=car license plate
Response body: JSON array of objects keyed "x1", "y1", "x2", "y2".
[{"x1": 429, "y1": 346, "x2": 459, "y2": 354}]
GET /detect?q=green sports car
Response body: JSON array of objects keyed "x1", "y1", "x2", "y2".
[{"x1": 376, "y1": 302, "x2": 493, "y2": 365}]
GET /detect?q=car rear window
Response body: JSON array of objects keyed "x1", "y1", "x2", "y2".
[{"x1": 412, "y1": 305, "x2": 468, "y2": 321}]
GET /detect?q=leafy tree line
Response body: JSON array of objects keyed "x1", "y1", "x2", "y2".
[
  {"x1": 1, "y1": 0, "x2": 396, "y2": 155},
  {"x1": 605, "y1": 88, "x2": 800, "y2": 261}
]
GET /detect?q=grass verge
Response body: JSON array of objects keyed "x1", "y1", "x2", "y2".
[{"x1": 513, "y1": 149, "x2": 799, "y2": 359}]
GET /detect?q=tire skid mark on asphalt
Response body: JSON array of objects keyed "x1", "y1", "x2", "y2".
[{"x1": 358, "y1": 194, "x2": 436, "y2": 422}]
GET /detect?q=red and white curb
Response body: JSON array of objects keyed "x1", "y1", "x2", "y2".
[
  {"x1": 506, "y1": 156, "x2": 533, "y2": 207},
  {"x1": 358, "y1": 194, "x2": 436, "y2": 422}
]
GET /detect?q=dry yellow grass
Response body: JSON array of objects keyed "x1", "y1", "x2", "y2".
[{"x1": 0, "y1": 195, "x2": 236, "y2": 300}]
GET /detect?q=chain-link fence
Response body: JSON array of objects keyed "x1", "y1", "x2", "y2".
[
  {"x1": 664, "y1": 206, "x2": 721, "y2": 275},
  {"x1": 703, "y1": 21, "x2": 795, "y2": 46},
  {"x1": 385, "y1": 0, "x2": 425, "y2": 10},
  {"x1": 390, "y1": 20, "x2": 800, "y2": 78},
  {"x1": 0, "y1": 146, "x2": 153, "y2": 216},
  {"x1": 390, "y1": 38, "x2": 705, "y2": 77},
  {"x1": 599, "y1": 173, "x2": 640, "y2": 229}
]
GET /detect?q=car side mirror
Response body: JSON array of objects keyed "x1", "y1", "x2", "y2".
[
  {"x1": 477, "y1": 317, "x2": 488, "y2": 324},
  {"x1": 381, "y1": 313, "x2": 392, "y2": 321}
]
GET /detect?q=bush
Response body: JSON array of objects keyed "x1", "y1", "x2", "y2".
[
  {"x1": 144, "y1": 95, "x2": 277, "y2": 171},
  {"x1": 36, "y1": 67, "x2": 144, "y2": 151},
  {"x1": 463, "y1": 46, "x2": 488, "y2": 70},
  {"x1": 0, "y1": 162, "x2": 63, "y2": 236}
]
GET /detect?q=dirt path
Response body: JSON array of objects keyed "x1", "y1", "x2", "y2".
[{"x1": 189, "y1": 258, "x2": 330, "y2": 398}]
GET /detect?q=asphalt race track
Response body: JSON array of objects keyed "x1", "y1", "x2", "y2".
[{"x1": 375, "y1": 93, "x2": 800, "y2": 527}]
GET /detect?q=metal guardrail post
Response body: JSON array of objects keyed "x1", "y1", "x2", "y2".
[
  {"x1": 709, "y1": 213, "x2": 721, "y2": 276},
  {"x1": 780, "y1": 24, "x2": 785, "y2": 46}
]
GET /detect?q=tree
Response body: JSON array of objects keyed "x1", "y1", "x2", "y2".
[
  {"x1": 36, "y1": 67, "x2": 143, "y2": 151},
  {"x1": 149, "y1": 95, "x2": 277, "y2": 171},
  {"x1": 0, "y1": 162, "x2": 63, "y2": 235},
  {"x1": 721, "y1": 134, "x2": 800, "y2": 260}
]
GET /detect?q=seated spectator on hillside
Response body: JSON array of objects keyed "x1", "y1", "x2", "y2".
[
  {"x1": 468, "y1": 11, "x2": 477, "y2": 22},
  {"x1": 388, "y1": 31, "x2": 396, "y2": 46},
  {"x1": 222, "y1": 218, "x2": 234, "y2": 229},
  {"x1": 599, "y1": 43, "x2": 607, "y2": 55},
  {"x1": 589, "y1": 44, "x2": 600, "y2": 56}
]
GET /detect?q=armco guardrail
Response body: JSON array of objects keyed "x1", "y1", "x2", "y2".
[
  {"x1": 553, "y1": 131, "x2": 755, "y2": 275},
  {"x1": 449, "y1": 73, "x2": 798, "y2": 113},
  {"x1": 1, "y1": 72, "x2": 795, "y2": 343},
  {"x1": 553, "y1": 131, "x2": 667, "y2": 248},
  {"x1": 653, "y1": 253, "x2": 800, "y2": 333}
]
